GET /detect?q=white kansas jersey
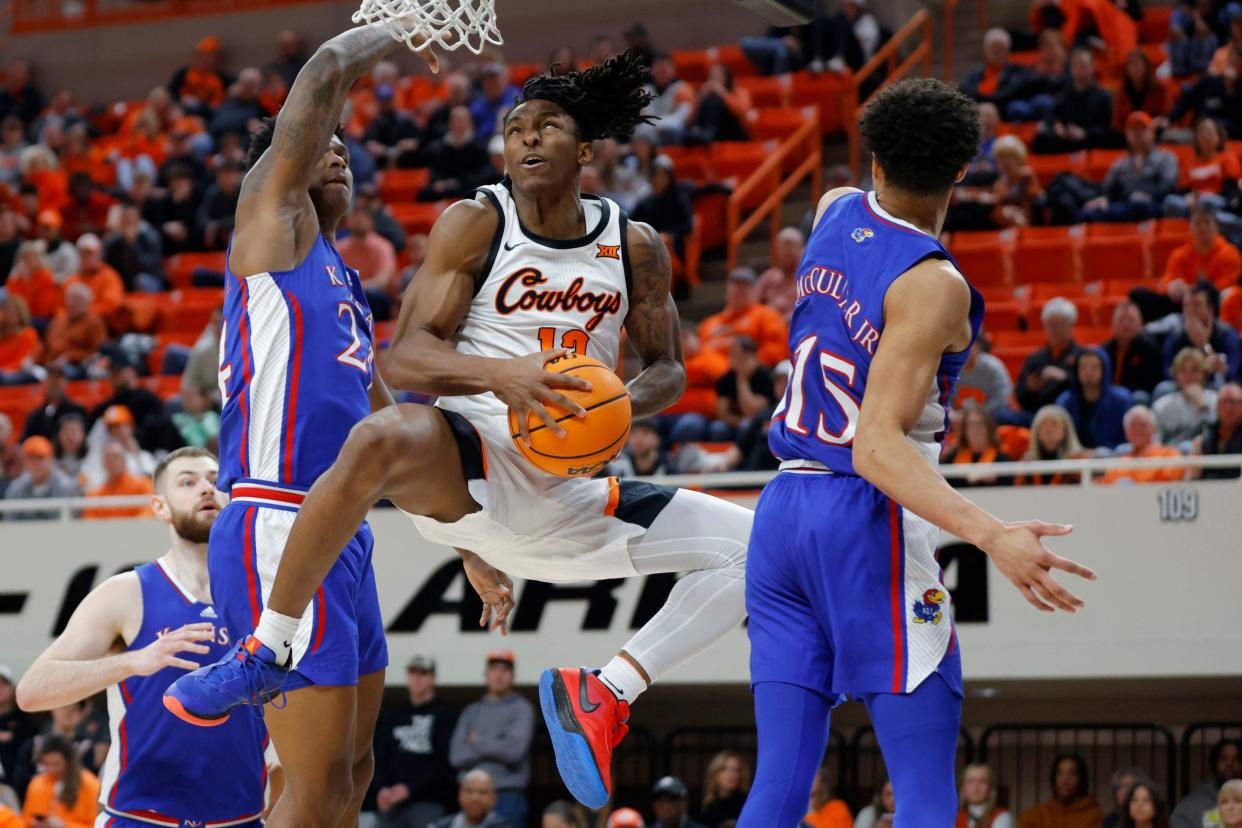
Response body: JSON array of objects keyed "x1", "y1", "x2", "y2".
[{"x1": 439, "y1": 181, "x2": 632, "y2": 432}]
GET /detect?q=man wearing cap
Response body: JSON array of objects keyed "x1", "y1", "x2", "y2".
[
  {"x1": 2, "y1": 435, "x2": 82, "y2": 519},
  {"x1": 83, "y1": 405, "x2": 157, "y2": 490},
  {"x1": 650, "y1": 776, "x2": 709, "y2": 828},
  {"x1": 699, "y1": 267, "x2": 790, "y2": 367},
  {"x1": 83, "y1": 441, "x2": 156, "y2": 520},
  {"x1": 65, "y1": 233, "x2": 125, "y2": 318},
  {"x1": 374, "y1": 656, "x2": 458, "y2": 828},
  {"x1": 609, "y1": 807, "x2": 646, "y2": 828},
  {"x1": 34, "y1": 208, "x2": 80, "y2": 282},
  {"x1": 0, "y1": 666, "x2": 35, "y2": 789},
  {"x1": 449, "y1": 651, "x2": 534, "y2": 828},
  {"x1": 1078, "y1": 111, "x2": 1178, "y2": 223}
]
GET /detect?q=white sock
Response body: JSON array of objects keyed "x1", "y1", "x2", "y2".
[
  {"x1": 253, "y1": 609, "x2": 299, "y2": 666},
  {"x1": 598, "y1": 656, "x2": 648, "y2": 705}
]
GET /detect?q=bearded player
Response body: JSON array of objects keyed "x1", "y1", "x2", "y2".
[
  {"x1": 737, "y1": 79, "x2": 1097, "y2": 828},
  {"x1": 17, "y1": 449, "x2": 271, "y2": 828},
  {"x1": 168, "y1": 51, "x2": 752, "y2": 812},
  {"x1": 159, "y1": 21, "x2": 435, "y2": 828}
]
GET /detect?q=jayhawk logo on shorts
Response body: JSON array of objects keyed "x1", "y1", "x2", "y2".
[
  {"x1": 912, "y1": 588, "x2": 947, "y2": 625},
  {"x1": 851, "y1": 227, "x2": 874, "y2": 244}
]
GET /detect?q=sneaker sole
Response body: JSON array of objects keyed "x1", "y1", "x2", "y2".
[
  {"x1": 539, "y1": 668, "x2": 610, "y2": 810},
  {"x1": 162, "y1": 692, "x2": 231, "y2": 727}
]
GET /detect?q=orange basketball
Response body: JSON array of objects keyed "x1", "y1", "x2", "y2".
[{"x1": 508, "y1": 353, "x2": 632, "y2": 478}]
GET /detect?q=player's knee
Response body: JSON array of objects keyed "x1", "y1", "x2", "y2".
[
  {"x1": 345, "y1": 406, "x2": 438, "y2": 475},
  {"x1": 350, "y1": 747, "x2": 375, "y2": 795}
]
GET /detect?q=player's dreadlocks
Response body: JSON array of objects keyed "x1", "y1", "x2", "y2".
[
  {"x1": 516, "y1": 49, "x2": 656, "y2": 143},
  {"x1": 244, "y1": 116, "x2": 346, "y2": 171}
]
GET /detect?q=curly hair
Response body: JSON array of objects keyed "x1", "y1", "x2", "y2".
[
  {"x1": 858, "y1": 77, "x2": 981, "y2": 195},
  {"x1": 245, "y1": 116, "x2": 346, "y2": 171},
  {"x1": 515, "y1": 49, "x2": 655, "y2": 142}
]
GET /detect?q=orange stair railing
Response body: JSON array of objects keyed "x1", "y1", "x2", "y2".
[{"x1": 725, "y1": 114, "x2": 822, "y2": 271}]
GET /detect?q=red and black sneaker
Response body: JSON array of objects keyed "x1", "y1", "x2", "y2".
[{"x1": 538, "y1": 667, "x2": 630, "y2": 809}]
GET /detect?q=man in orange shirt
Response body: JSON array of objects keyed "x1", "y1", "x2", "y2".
[
  {"x1": 337, "y1": 207, "x2": 398, "y2": 319},
  {"x1": 1160, "y1": 207, "x2": 1242, "y2": 295},
  {"x1": 168, "y1": 36, "x2": 230, "y2": 113},
  {"x1": 42, "y1": 282, "x2": 107, "y2": 374},
  {"x1": 64, "y1": 233, "x2": 125, "y2": 319},
  {"x1": 699, "y1": 267, "x2": 789, "y2": 367},
  {"x1": 6, "y1": 240, "x2": 62, "y2": 321},
  {"x1": 1100, "y1": 405, "x2": 1186, "y2": 484},
  {"x1": 83, "y1": 440, "x2": 154, "y2": 519}
]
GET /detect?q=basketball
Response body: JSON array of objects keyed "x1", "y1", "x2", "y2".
[{"x1": 508, "y1": 353, "x2": 632, "y2": 478}]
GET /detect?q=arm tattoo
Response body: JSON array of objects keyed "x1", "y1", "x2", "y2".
[{"x1": 624, "y1": 224, "x2": 686, "y2": 418}]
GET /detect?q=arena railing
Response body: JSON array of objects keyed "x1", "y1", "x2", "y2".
[
  {"x1": 725, "y1": 112, "x2": 822, "y2": 272},
  {"x1": 979, "y1": 722, "x2": 1178, "y2": 812},
  {"x1": 845, "y1": 8, "x2": 935, "y2": 182},
  {"x1": 0, "y1": 454, "x2": 1238, "y2": 520},
  {"x1": 1180, "y1": 721, "x2": 1242, "y2": 798},
  {"x1": 11, "y1": 0, "x2": 333, "y2": 34}
]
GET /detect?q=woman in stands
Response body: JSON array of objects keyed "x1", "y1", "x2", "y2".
[
  {"x1": 956, "y1": 763, "x2": 1014, "y2": 828},
  {"x1": 853, "y1": 776, "x2": 896, "y2": 828},
  {"x1": 20, "y1": 734, "x2": 100, "y2": 828},
  {"x1": 1117, "y1": 778, "x2": 1171, "y2": 828},
  {"x1": 945, "y1": 404, "x2": 1015, "y2": 487},
  {"x1": 1018, "y1": 404, "x2": 1086, "y2": 485},
  {"x1": 0, "y1": 294, "x2": 39, "y2": 385},
  {"x1": 690, "y1": 63, "x2": 751, "y2": 143},
  {"x1": 1153, "y1": 347, "x2": 1218, "y2": 446},
  {"x1": 1113, "y1": 50, "x2": 1169, "y2": 131},
  {"x1": 1162, "y1": 117, "x2": 1241, "y2": 231},
  {"x1": 699, "y1": 751, "x2": 751, "y2": 826},
  {"x1": 1212, "y1": 779, "x2": 1242, "y2": 828}
]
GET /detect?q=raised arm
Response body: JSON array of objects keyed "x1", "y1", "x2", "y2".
[
  {"x1": 15, "y1": 573, "x2": 213, "y2": 711},
  {"x1": 622, "y1": 220, "x2": 686, "y2": 418},
  {"x1": 852, "y1": 259, "x2": 1096, "y2": 613}
]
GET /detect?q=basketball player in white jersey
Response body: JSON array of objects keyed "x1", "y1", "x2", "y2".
[
  {"x1": 205, "y1": 51, "x2": 752, "y2": 811},
  {"x1": 16, "y1": 449, "x2": 272, "y2": 827}
]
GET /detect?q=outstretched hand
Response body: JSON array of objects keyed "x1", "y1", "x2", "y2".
[
  {"x1": 982, "y1": 521, "x2": 1097, "y2": 613},
  {"x1": 131, "y1": 622, "x2": 214, "y2": 675},
  {"x1": 460, "y1": 550, "x2": 515, "y2": 636}
]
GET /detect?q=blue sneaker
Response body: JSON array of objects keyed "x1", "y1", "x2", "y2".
[
  {"x1": 163, "y1": 636, "x2": 289, "y2": 727},
  {"x1": 538, "y1": 667, "x2": 629, "y2": 809}
]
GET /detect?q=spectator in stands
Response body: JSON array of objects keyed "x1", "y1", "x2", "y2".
[
  {"x1": 1018, "y1": 404, "x2": 1086, "y2": 485},
  {"x1": 1104, "y1": 301, "x2": 1165, "y2": 398},
  {"x1": 827, "y1": 0, "x2": 884, "y2": 72},
  {"x1": 0, "y1": 117, "x2": 27, "y2": 188},
  {"x1": 92, "y1": 357, "x2": 167, "y2": 450},
  {"x1": 1118, "y1": 779, "x2": 1171, "y2": 828},
  {"x1": 1032, "y1": 48, "x2": 1114, "y2": 154},
  {"x1": 425, "y1": 72, "x2": 473, "y2": 139},
  {"x1": 1103, "y1": 767, "x2": 1149, "y2": 828},
  {"x1": 689, "y1": 64, "x2": 751, "y2": 143},
  {"x1": 19, "y1": 733, "x2": 100, "y2": 828},
  {"x1": 624, "y1": 22, "x2": 656, "y2": 67},
  {"x1": 3, "y1": 435, "x2": 82, "y2": 516},
  {"x1": 542, "y1": 801, "x2": 584, "y2": 828},
  {"x1": 0, "y1": 415, "x2": 17, "y2": 496},
  {"x1": 22, "y1": 364, "x2": 85, "y2": 440},
  {"x1": 0, "y1": 209, "x2": 19, "y2": 281},
  {"x1": 1018, "y1": 754, "x2": 1103, "y2": 827},
  {"x1": 610, "y1": 419, "x2": 671, "y2": 477},
  {"x1": 1174, "y1": 739, "x2": 1242, "y2": 828},
  {"x1": 1162, "y1": 118, "x2": 1240, "y2": 221},
  {"x1": 666, "y1": 320, "x2": 730, "y2": 443},
  {"x1": 1016, "y1": 298, "x2": 1083, "y2": 417},
  {"x1": 429, "y1": 768, "x2": 509, "y2": 828},
  {"x1": 145, "y1": 163, "x2": 203, "y2": 255},
  {"x1": 631, "y1": 157, "x2": 694, "y2": 267},
  {"x1": 53, "y1": 412, "x2": 88, "y2": 483},
  {"x1": 607, "y1": 132, "x2": 656, "y2": 211},
  {"x1": 353, "y1": 182, "x2": 406, "y2": 253},
  {"x1": 82, "y1": 440, "x2": 154, "y2": 520},
  {"x1": 1208, "y1": 8, "x2": 1242, "y2": 73},
  {"x1": 449, "y1": 650, "x2": 533, "y2": 828},
  {"x1": 421, "y1": 106, "x2": 492, "y2": 202},
  {"x1": 957, "y1": 336, "x2": 1014, "y2": 415},
  {"x1": 1164, "y1": 209, "x2": 1242, "y2": 304},
  {"x1": 1113, "y1": 50, "x2": 1169, "y2": 132},
  {"x1": 608, "y1": 807, "x2": 643, "y2": 828},
  {"x1": 197, "y1": 158, "x2": 243, "y2": 251},
  {"x1": 181, "y1": 310, "x2": 221, "y2": 401},
  {"x1": 171, "y1": 383, "x2": 220, "y2": 450},
  {"x1": 0, "y1": 665, "x2": 35, "y2": 788},
  {"x1": 1155, "y1": 347, "x2": 1218, "y2": 444},
  {"x1": 266, "y1": 29, "x2": 307, "y2": 89},
  {"x1": 34, "y1": 209, "x2": 79, "y2": 283},
  {"x1": 159, "y1": 127, "x2": 207, "y2": 189},
  {"x1": 470, "y1": 63, "x2": 519, "y2": 141},
  {"x1": 1078, "y1": 112, "x2": 1178, "y2": 223},
  {"x1": 757, "y1": 227, "x2": 805, "y2": 320},
  {"x1": 1100, "y1": 405, "x2": 1186, "y2": 484},
  {"x1": 338, "y1": 207, "x2": 399, "y2": 319},
  {"x1": 957, "y1": 763, "x2": 1014, "y2": 828},
  {"x1": 1160, "y1": 45, "x2": 1242, "y2": 140},
  {"x1": 11, "y1": 699, "x2": 108, "y2": 796},
  {"x1": 651, "y1": 776, "x2": 709, "y2": 828},
  {"x1": 1056, "y1": 347, "x2": 1134, "y2": 449},
  {"x1": 65, "y1": 233, "x2": 124, "y2": 319},
  {"x1": 803, "y1": 766, "x2": 851, "y2": 828},
  {"x1": 61, "y1": 172, "x2": 115, "y2": 241},
  {"x1": 104, "y1": 203, "x2": 166, "y2": 291},
  {"x1": 700, "y1": 267, "x2": 789, "y2": 366},
  {"x1": 209, "y1": 67, "x2": 266, "y2": 142},
  {"x1": 1163, "y1": 281, "x2": 1241, "y2": 380},
  {"x1": 83, "y1": 404, "x2": 156, "y2": 490},
  {"x1": 1167, "y1": 3, "x2": 1221, "y2": 78},
  {"x1": 699, "y1": 751, "x2": 749, "y2": 826},
  {"x1": 0, "y1": 60, "x2": 44, "y2": 129},
  {"x1": 854, "y1": 776, "x2": 896, "y2": 828},
  {"x1": 985, "y1": 134, "x2": 1043, "y2": 228},
  {"x1": 944, "y1": 404, "x2": 1014, "y2": 486},
  {"x1": 711, "y1": 335, "x2": 777, "y2": 441},
  {"x1": 1193, "y1": 381, "x2": 1242, "y2": 478},
  {"x1": 374, "y1": 655, "x2": 458, "y2": 828},
  {"x1": 43, "y1": 282, "x2": 106, "y2": 376},
  {"x1": 1210, "y1": 778, "x2": 1242, "y2": 828},
  {"x1": 7, "y1": 239, "x2": 61, "y2": 323},
  {"x1": 168, "y1": 36, "x2": 230, "y2": 115},
  {"x1": 963, "y1": 29, "x2": 1031, "y2": 111},
  {"x1": 644, "y1": 53, "x2": 696, "y2": 145},
  {"x1": 365, "y1": 84, "x2": 424, "y2": 170},
  {"x1": 23, "y1": 146, "x2": 69, "y2": 216},
  {"x1": 0, "y1": 295, "x2": 39, "y2": 385}
]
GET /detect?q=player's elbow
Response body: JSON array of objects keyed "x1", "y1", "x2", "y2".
[
  {"x1": 305, "y1": 42, "x2": 350, "y2": 86},
  {"x1": 851, "y1": 426, "x2": 886, "y2": 482},
  {"x1": 15, "y1": 676, "x2": 45, "y2": 713}
]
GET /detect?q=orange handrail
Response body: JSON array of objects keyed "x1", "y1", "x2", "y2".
[
  {"x1": 845, "y1": 8, "x2": 935, "y2": 183},
  {"x1": 726, "y1": 115, "x2": 822, "y2": 272},
  {"x1": 943, "y1": 0, "x2": 960, "y2": 82},
  {"x1": 12, "y1": 0, "x2": 337, "y2": 34}
]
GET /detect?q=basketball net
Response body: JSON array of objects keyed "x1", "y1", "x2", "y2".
[{"x1": 352, "y1": 0, "x2": 503, "y2": 55}]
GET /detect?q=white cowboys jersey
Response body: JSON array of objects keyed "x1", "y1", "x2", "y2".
[{"x1": 438, "y1": 181, "x2": 632, "y2": 438}]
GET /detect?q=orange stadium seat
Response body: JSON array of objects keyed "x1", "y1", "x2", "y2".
[
  {"x1": 389, "y1": 201, "x2": 446, "y2": 236},
  {"x1": 1086, "y1": 149, "x2": 1127, "y2": 181},
  {"x1": 661, "y1": 145, "x2": 713, "y2": 184},
  {"x1": 166, "y1": 252, "x2": 227, "y2": 290},
  {"x1": 508, "y1": 63, "x2": 543, "y2": 86},
  {"x1": 1028, "y1": 152, "x2": 1087, "y2": 188},
  {"x1": 1076, "y1": 325, "x2": 1112, "y2": 345},
  {"x1": 997, "y1": 121, "x2": 1038, "y2": 146},
  {"x1": 1082, "y1": 233, "x2": 1149, "y2": 281},
  {"x1": 671, "y1": 50, "x2": 711, "y2": 84},
  {"x1": 737, "y1": 76, "x2": 791, "y2": 108},
  {"x1": 950, "y1": 233, "x2": 1012, "y2": 287},
  {"x1": 991, "y1": 330, "x2": 1047, "y2": 350},
  {"x1": 984, "y1": 301, "x2": 1023, "y2": 331},
  {"x1": 706, "y1": 44, "x2": 757, "y2": 78},
  {"x1": 1030, "y1": 281, "x2": 1090, "y2": 300},
  {"x1": 789, "y1": 72, "x2": 848, "y2": 135},
  {"x1": 745, "y1": 107, "x2": 809, "y2": 144},
  {"x1": 711, "y1": 141, "x2": 778, "y2": 208},
  {"x1": 1013, "y1": 235, "x2": 1080, "y2": 284},
  {"x1": 378, "y1": 168, "x2": 431, "y2": 203}
]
